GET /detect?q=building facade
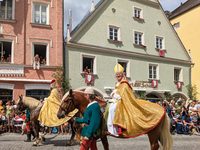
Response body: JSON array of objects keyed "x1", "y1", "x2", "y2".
[
  {"x1": 65, "y1": 0, "x2": 192, "y2": 101},
  {"x1": 169, "y1": 0, "x2": 200, "y2": 99},
  {"x1": 0, "y1": 0, "x2": 63, "y2": 104}
]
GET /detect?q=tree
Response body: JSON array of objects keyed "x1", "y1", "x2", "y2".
[
  {"x1": 186, "y1": 84, "x2": 198, "y2": 100},
  {"x1": 136, "y1": 91, "x2": 147, "y2": 100},
  {"x1": 164, "y1": 92, "x2": 172, "y2": 102},
  {"x1": 52, "y1": 66, "x2": 71, "y2": 95}
]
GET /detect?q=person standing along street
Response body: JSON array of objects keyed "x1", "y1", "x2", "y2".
[
  {"x1": 6, "y1": 101, "x2": 14, "y2": 132},
  {"x1": 174, "y1": 100, "x2": 184, "y2": 116},
  {"x1": 0, "y1": 100, "x2": 4, "y2": 113},
  {"x1": 75, "y1": 87, "x2": 101, "y2": 150}
]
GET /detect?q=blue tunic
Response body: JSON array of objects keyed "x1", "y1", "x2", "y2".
[{"x1": 75, "y1": 102, "x2": 101, "y2": 140}]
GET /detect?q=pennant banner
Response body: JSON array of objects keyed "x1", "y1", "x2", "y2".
[
  {"x1": 159, "y1": 49, "x2": 165, "y2": 57},
  {"x1": 85, "y1": 74, "x2": 94, "y2": 84},
  {"x1": 152, "y1": 80, "x2": 158, "y2": 88},
  {"x1": 177, "y1": 81, "x2": 182, "y2": 89}
]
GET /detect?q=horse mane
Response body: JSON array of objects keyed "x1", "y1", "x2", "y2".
[{"x1": 22, "y1": 96, "x2": 42, "y2": 110}]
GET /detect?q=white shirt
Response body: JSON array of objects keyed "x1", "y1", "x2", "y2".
[{"x1": 87, "y1": 101, "x2": 98, "y2": 108}]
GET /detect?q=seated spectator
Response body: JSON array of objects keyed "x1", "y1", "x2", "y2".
[
  {"x1": 175, "y1": 115, "x2": 189, "y2": 134},
  {"x1": 33, "y1": 54, "x2": 40, "y2": 70},
  {"x1": 82, "y1": 66, "x2": 90, "y2": 75},
  {"x1": 0, "y1": 56, "x2": 5, "y2": 62},
  {"x1": 174, "y1": 100, "x2": 184, "y2": 116},
  {"x1": 191, "y1": 112, "x2": 198, "y2": 127},
  {"x1": 189, "y1": 101, "x2": 198, "y2": 114},
  {"x1": 6, "y1": 54, "x2": 11, "y2": 62},
  {"x1": 183, "y1": 114, "x2": 198, "y2": 135},
  {"x1": 14, "y1": 114, "x2": 22, "y2": 131}
]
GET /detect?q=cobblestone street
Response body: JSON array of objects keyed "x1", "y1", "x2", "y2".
[{"x1": 0, "y1": 133, "x2": 200, "y2": 150}]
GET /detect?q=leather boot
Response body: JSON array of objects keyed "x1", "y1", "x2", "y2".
[{"x1": 24, "y1": 132, "x2": 31, "y2": 142}]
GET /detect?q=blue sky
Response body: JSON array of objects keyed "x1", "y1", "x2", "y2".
[{"x1": 64, "y1": 0, "x2": 188, "y2": 35}]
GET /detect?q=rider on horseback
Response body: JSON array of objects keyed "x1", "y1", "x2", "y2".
[{"x1": 107, "y1": 64, "x2": 166, "y2": 137}]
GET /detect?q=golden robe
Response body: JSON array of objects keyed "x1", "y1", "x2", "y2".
[
  {"x1": 113, "y1": 80, "x2": 165, "y2": 137},
  {"x1": 38, "y1": 89, "x2": 78, "y2": 127}
]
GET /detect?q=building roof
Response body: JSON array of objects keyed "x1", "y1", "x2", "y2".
[
  {"x1": 70, "y1": 0, "x2": 105, "y2": 37},
  {"x1": 169, "y1": 0, "x2": 200, "y2": 19}
]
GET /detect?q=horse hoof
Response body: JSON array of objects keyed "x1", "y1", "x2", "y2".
[
  {"x1": 42, "y1": 137, "x2": 46, "y2": 142},
  {"x1": 66, "y1": 142, "x2": 73, "y2": 146}
]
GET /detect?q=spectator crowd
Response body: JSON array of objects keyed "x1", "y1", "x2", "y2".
[{"x1": 156, "y1": 97, "x2": 200, "y2": 135}]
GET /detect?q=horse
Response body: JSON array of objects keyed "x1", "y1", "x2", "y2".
[
  {"x1": 57, "y1": 90, "x2": 173, "y2": 150},
  {"x1": 16, "y1": 95, "x2": 82, "y2": 146}
]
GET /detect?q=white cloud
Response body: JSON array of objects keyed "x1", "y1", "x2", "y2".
[{"x1": 64, "y1": 0, "x2": 188, "y2": 36}]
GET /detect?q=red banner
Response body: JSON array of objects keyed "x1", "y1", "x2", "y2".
[
  {"x1": 152, "y1": 80, "x2": 158, "y2": 88},
  {"x1": 177, "y1": 81, "x2": 182, "y2": 89},
  {"x1": 159, "y1": 49, "x2": 164, "y2": 57},
  {"x1": 85, "y1": 74, "x2": 94, "y2": 84}
]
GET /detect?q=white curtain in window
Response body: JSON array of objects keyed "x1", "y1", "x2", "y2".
[
  {"x1": 7, "y1": 0, "x2": 12, "y2": 19},
  {"x1": 34, "y1": 5, "x2": 40, "y2": 23},
  {"x1": 41, "y1": 6, "x2": 47, "y2": 24},
  {"x1": 0, "y1": 1, "x2": 6, "y2": 19}
]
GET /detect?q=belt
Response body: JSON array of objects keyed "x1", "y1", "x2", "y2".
[{"x1": 84, "y1": 123, "x2": 89, "y2": 126}]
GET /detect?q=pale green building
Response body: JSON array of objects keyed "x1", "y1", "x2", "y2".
[{"x1": 65, "y1": 0, "x2": 193, "y2": 101}]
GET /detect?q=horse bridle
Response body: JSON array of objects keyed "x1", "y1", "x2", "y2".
[{"x1": 59, "y1": 91, "x2": 76, "y2": 116}]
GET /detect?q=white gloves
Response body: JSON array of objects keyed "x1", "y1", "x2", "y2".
[
  {"x1": 110, "y1": 89, "x2": 121, "y2": 100},
  {"x1": 113, "y1": 93, "x2": 121, "y2": 100}
]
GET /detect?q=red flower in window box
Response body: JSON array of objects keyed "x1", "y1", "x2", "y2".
[
  {"x1": 139, "y1": 44, "x2": 146, "y2": 48},
  {"x1": 136, "y1": 17, "x2": 143, "y2": 20},
  {"x1": 159, "y1": 49, "x2": 165, "y2": 57},
  {"x1": 152, "y1": 80, "x2": 158, "y2": 88},
  {"x1": 177, "y1": 81, "x2": 182, "y2": 89},
  {"x1": 114, "y1": 40, "x2": 121, "y2": 43}
]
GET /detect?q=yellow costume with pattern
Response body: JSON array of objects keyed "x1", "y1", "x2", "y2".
[
  {"x1": 38, "y1": 89, "x2": 78, "y2": 127},
  {"x1": 110, "y1": 64, "x2": 165, "y2": 137}
]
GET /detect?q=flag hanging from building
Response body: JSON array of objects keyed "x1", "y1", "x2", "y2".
[
  {"x1": 85, "y1": 74, "x2": 94, "y2": 84},
  {"x1": 159, "y1": 49, "x2": 165, "y2": 57},
  {"x1": 152, "y1": 80, "x2": 158, "y2": 88},
  {"x1": 177, "y1": 81, "x2": 182, "y2": 89}
]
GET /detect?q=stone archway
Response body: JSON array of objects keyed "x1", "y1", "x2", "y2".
[
  {"x1": 171, "y1": 92, "x2": 189, "y2": 101},
  {"x1": 145, "y1": 91, "x2": 165, "y2": 102}
]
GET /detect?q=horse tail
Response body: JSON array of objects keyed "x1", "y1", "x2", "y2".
[{"x1": 159, "y1": 113, "x2": 173, "y2": 150}]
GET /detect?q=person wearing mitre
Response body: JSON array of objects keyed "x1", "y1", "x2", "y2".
[
  {"x1": 38, "y1": 79, "x2": 78, "y2": 127},
  {"x1": 107, "y1": 64, "x2": 166, "y2": 137}
]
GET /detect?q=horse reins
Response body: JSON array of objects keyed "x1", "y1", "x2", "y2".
[{"x1": 59, "y1": 91, "x2": 76, "y2": 117}]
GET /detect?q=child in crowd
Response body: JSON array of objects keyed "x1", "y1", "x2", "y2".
[
  {"x1": 0, "y1": 108, "x2": 7, "y2": 133},
  {"x1": 21, "y1": 111, "x2": 26, "y2": 135},
  {"x1": 191, "y1": 112, "x2": 198, "y2": 127},
  {"x1": 14, "y1": 113, "x2": 22, "y2": 131}
]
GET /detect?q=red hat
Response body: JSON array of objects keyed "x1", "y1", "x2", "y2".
[{"x1": 51, "y1": 79, "x2": 56, "y2": 84}]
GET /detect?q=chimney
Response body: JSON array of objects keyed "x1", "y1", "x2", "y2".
[
  {"x1": 67, "y1": 24, "x2": 71, "y2": 42},
  {"x1": 164, "y1": 10, "x2": 171, "y2": 19},
  {"x1": 69, "y1": 9, "x2": 72, "y2": 33},
  {"x1": 91, "y1": 1, "x2": 95, "y2": 12}
]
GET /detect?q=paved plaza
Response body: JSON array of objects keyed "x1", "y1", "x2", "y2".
[{"x1": 0, "y1": 133, "x2": 200, "y2": 150}]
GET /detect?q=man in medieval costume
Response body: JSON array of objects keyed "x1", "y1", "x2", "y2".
[
  {"x1": 38, "y1": 79, "x2": 78, "y2": 127},
  {"x1": 107, "y1": 64, "x2": 166, "y2": 137}
]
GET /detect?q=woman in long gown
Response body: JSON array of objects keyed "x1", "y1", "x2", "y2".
[
  {"x1": 38, "y1": 79, "x2": 78, "y2": 127},
  {"x1": 107, "y1": 64, "x2": 166, "y2": 137}
]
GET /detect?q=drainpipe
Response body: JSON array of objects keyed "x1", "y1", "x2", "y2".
[
  {"x1": 62, "y1": 0, "x2": 65, "y2": 76},
  {"x1": 189, "y1": 49, "x2": 194, "y2": 85}
]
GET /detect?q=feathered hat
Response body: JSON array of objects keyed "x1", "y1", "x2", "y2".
[{"x1": 50, "y1": 79, "x2": 56, "y2": 88}]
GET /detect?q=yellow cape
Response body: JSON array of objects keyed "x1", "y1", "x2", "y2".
[
  {"x1": 38, "y1": 89, "x2": 78, "y2": 127},
  {"x1": 113, "y1": 80, "x2": 165, "y2": 137}
]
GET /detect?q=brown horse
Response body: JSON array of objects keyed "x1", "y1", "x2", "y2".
[
  {"x1": 16, "y1": 95, "x2": 82, "y2": 146},
  {"x1": 57, "y1": 90, "x2": 173, "y2": 150}
]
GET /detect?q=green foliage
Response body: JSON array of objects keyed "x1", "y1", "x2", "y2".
[
  {"x1": 164, "y1": 92, "x2": 172, "y2": 102},
  {"x1": 52, "y1": 66, "x2": 71, "y2": 95},
  {"x1": 186, "y1": 84, "x2": 198, "y2": 100},
  {"x1": 136, "y1": 91, "x2": 147, "y2": 100}
]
